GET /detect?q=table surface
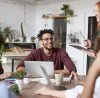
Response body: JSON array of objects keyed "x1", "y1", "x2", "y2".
[
  {"x1": 19, "y1": 76, "x2": 86, "y2": 98},
  {"x1": 19, "y1": 82, "x2": 77, "y2": 98}
]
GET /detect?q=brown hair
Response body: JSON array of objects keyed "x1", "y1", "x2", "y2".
[
  {"x1": 95, "y1": 2, "x2": 100, "y2": 53},
  {"x1": 97, "y1": 22, "x2": 100, "y2": 31},
  {"x1": 96, "y1": 1, "x2": 100, "y2": 30},
  {"x1": 96, "y1": 1, "x2": 100, "y2": 6},
  {"x1": 95, "y1": 36, "x2": 100, "y2": 53}
]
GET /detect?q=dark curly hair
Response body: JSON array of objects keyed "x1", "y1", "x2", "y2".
[{"x1": 37, "y1": 29, "x2": 54, "y2": 40}]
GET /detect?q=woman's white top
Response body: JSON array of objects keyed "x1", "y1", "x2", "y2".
[{"x1": 65, "y1": 76, "x2": 100, "y2": 98}]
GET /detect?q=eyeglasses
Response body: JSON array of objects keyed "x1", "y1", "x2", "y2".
[{"x1": 41, "y1": 37, "x2": 54, "y2": 41}]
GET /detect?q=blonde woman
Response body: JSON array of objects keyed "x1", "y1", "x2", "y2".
[{"x1": 83, "y1": 1, "x2": 100, "y2": 58}]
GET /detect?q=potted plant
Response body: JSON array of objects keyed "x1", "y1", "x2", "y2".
[
  {"x1": 14, "y1": 71, "x2": 26, "y2": 90},
  {"x1": 11, "y1": 84, "x2": 20, "y2": 95},
  {"x1": 31, "y1": 36, "x2": 36, "y2": 43},
  {"x1": 61, "y1": 4, "x2": 74, "y2": 22}
]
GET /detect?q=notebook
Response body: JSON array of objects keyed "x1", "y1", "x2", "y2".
[
  {"x1": 70, "y1": 45, "x2": 91, "y2": 52},
  {"x1": 24, "y1": 61, "x2": 54, "y2": 78}
]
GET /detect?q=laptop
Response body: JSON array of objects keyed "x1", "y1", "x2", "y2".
[
  {"x1": 24, "y1": 61, "x2": 54, "y2": 78},
  {"x1": 40, "y1": 65, "x2": 67, "y2": 90}
]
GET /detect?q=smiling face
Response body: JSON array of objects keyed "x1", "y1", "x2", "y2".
[
  {"x1": 95, "y1": 3, "x2": 100, "y2": 22},
  {"x1": 40, "y1": 33, "x2": 54, "y2": 50}
]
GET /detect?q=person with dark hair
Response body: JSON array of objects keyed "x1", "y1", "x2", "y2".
[
  {"x1": 0, "y1": 73, "x2": 11, "y2": 80},
  {"x1": 0, "y1": 64, "x2": 4, "y2": 75},
  {"x1": 0, "y1": 36, "x2": 4, "y2": 75},
  {"x1": 16, "y1": 29, "x2": 77, "y2": 77},
  {"x1": 37, "y1": 29, "x2": 54, "y2": 40}
]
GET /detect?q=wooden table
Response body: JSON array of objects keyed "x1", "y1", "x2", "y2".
[
  {"x1": 19, "y1": 75, "x2": 86, "y2": 98},
  {"x1": 19, "y1": 81, "x2": 78, "y2": 98}
]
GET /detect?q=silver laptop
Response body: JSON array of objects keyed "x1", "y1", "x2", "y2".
[
  {"x1": 40, "y1": 65, "x2": 53, "y2": 87},
  {"x1": 24, "y1": 61, "x2": 54, "y2": 78},
  {"x1": 40, "y1": 65, "x2": 67, "y2": 90}
]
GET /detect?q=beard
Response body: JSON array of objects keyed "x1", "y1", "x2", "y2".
[
  {"x1": 44, "y1": 46, "x2": 53, "y2": 50},
  {"x1": 43, "y1": 43, "x2": 53, "y2": 50}
]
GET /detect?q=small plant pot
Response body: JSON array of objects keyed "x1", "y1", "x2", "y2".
[
  {"x1": 23, "y1": 77, "x2": 30, "y2": 84},
  {"x1": 15, "y1": 79, "x2": 24, "y2": 91}
]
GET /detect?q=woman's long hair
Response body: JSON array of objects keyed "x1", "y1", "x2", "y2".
[
  {"x1": 95, "y1": 1, "x2": 100, "y2": 53},
  {"x1": 95, "y1": 37, "x2": 100, "y2": 53},
  {"x1": 96, "y1": 1, "x2": 100, "y2": 31}
]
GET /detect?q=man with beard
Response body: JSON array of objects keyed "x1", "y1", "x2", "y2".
[{"x1": 16, "y1": 29, "x2": 77, "y2": 76}]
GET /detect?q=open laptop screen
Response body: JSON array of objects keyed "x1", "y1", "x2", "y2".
[{"x1": 24, "y1": 61, "x2": 54, "y2": 78}]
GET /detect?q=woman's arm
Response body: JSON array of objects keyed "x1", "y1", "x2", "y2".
[
  {"x1": 0, "y1": 73, "x2": 11, "y2": 80},
  {"x1": 81, "y1": 49, "x2": 96, "y2": 58},
  {"x1": 80, "y1": 51, "x2": 100, "y2": 98},
  {"x1": 35, "y1": 87, "x2": 66, "y2": 98}
]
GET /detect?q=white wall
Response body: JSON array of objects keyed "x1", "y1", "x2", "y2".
[
  {"x1": 0, "y1": 1, "x2": 35, "y2": 37},
  {"x1": 35, "y1": 0, "x2": 99, "y2": 75}
]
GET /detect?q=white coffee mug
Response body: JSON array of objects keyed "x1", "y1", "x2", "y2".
[{"x1": 55, "y1": 73, "x2": 63, "y2": 85}]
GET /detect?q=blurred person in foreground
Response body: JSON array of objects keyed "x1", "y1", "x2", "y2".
[
  {"x1": 0, "y1": 36, "x2": 4, "y2": 74},
  {"x1": 35, "y1": 51, "x2": 100, "y2": 98},
  {"x1": 0, "y1": 81, "x2": 18, "y2": 98}
]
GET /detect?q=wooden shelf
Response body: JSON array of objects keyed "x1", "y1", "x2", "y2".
[
  {"x1": 51, "y1": 16, "x2": 66, "y2": 19},
  {"x1": 42, "y1": 16, "x2": 66, "y2": 19},
  {"x1": 4, "y1": 42, "x2": 36, "y2": 49},
  {"x1": 5, "y1": 42, "x2": 35, "y2": 44},
  {"x1": 42, "y1": 15, "x2": 77, "y2": 19}
]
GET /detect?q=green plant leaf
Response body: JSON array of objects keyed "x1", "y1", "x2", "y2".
[
  {"x1": 11, "y1": 84, "x2": 20, "y2": 95},
  {"x1": 61, "y1": 4, "x2": 74, "y2": 22},
  {"x1": 14, "y1": 71, "x2": 26, "y2": 79}
]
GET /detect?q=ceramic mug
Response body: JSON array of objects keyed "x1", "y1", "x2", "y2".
[{"x1": 55, "y1": 73, "x2": 63, "y2": 85}]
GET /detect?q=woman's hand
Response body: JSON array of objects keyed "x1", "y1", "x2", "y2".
[
  {"x1": 70, "y1": 71, "x2": 78, "y2": 81},
  {"x1": 0, "y1": 72, "x2": 11, "y2": 80},
  {"x1": 35, "y1": 87, "x2": 53, "y2": 95},
  {"x1": 76, "y1": 80, "x2": 85, "y2": 86},
  {"x1": 35, "y1": 86, "x2": 66, "y2": 98},
  {"x1": 81, "y1": 49, "x2": 96, "y2": 58}
]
